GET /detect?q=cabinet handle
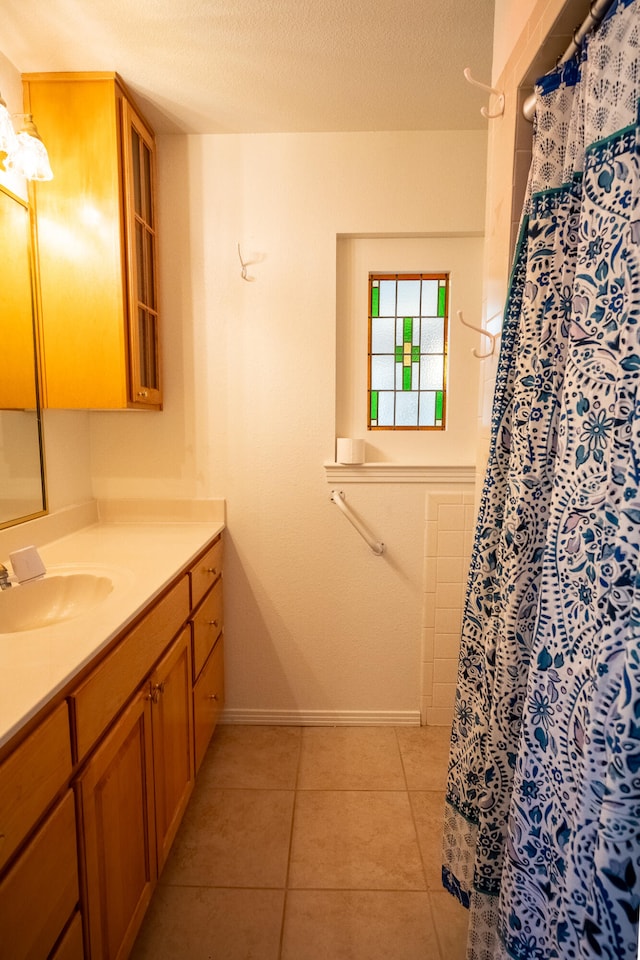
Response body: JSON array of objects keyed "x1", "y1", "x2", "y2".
[
  {"x1": 147, "y1": 680, "x2": 165, "y2": 704},
  {"x1": 208, "y1": 619, "x2": 219, "y2": 628},
  {"x1": 207, "y1": 693, "x2": 219, "y2": 701},
  {"x1": 206, "y1": 567, "x2": 218, "y2": 575},
  {"x1": 137, "y1": 389, "x2": 149, "y2": 398}
]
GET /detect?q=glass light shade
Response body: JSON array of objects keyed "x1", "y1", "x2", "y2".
[
  {"x1": 0, "y1": 95, "x2": 18, "y2": 160},
  {"x1": 8, "y1": 115, "x2": 53, "y2": 181}
]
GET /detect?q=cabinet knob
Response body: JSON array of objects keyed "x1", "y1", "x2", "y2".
[
  {"x1": 207, "y1": 693, "x2": 219, "y2": 701},
  {"x1": 208, "y1": 619, "x2": 219, "y2": 628},
  {"x1": 147, "y1": 680, "x2": 165, "y2": 703},
  {"x1": 206, "y1": 567, "x2": 218, "y2": 575},
  {"x1": 137, "y1": 389, "x2": 149, "y2": 398}
]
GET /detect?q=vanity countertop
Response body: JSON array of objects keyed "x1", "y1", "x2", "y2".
[{"x1": 0, "y1": 519, "x2": 224, "y2": 750}]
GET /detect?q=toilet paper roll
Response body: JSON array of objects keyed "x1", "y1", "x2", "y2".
[{"x1": 336, "y1": 438, "x2": 365, "y2": 464}]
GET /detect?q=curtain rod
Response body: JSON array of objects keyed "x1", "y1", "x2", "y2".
[{"x1": 523, "y1": 0, "x2": 615, "y2": 120}]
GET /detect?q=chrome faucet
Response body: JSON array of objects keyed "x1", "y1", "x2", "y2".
[{"x1": 0, "y1": 564, "x2": 12, "y2": 590}]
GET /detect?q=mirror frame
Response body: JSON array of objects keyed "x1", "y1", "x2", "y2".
[{"x1": 0, "y1": 182, "x2": 47, "y2": 529}]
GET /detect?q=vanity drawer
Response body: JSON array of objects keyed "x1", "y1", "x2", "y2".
[
  {"x1": 190, "y1": 535, "x2": 223, "y2": 610},
  {"x1": 191, "y1": 577, "x2": 224, "y2": 679},
  {"x1": 0, "y1": 789, "x2": 79, "y2": 960},
  {"x1": 0, "y1": 700, "x2": 72, "y2": 872},
  {"x1": 71, "y1": 575, "x2": 190, "y2": 761},
  {"x1": 193, "y1": 637, "x2": 224, "y2": 772}
]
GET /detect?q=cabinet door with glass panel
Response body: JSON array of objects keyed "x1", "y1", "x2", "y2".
[
  {"x1": 23, "y1": 72, "x2": 162, "y2": 410},
  {"x1": 122, "y1": 100, "x2": 161, "y2": 406}
]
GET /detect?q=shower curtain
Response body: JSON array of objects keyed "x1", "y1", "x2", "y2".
[{"x1": 443, "y1": 2, "x2": 640, "y2": 958}]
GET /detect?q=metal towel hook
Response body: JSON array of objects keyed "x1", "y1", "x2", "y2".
[{"x1": 463, "y1": 67, "x2": 505, "y2": 119}]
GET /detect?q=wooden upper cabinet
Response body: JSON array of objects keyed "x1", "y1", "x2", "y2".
[{"x1": 23, "y1": 72, "x2": 162, "y2": 409}]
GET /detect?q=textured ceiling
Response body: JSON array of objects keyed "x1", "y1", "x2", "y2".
[{"x1": 1, "y1": 0, "x2": 495, "y2": 134}]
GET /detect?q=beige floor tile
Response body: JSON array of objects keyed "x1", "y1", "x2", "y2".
[
  {"x1": 281, "y1": 890, "x2": 440, "y2": 960},
  {"x1": 131, "y1": 886, "x2": 284, "y2": 960},
  {"x1": 396, "y1": 725, "x2": 452, "y2": 791},
  {"x1": 200, "y1": 724, "x2": 301, "y2": 789},
  {"x1": 161, "y1": 787, "x2": 294, "y2": 888},
  {"x1": 409, "y1": 791, "x2": 447, "y2": 889},
  {"x1": 289, "y1": 791, "x2": 425, "y2": 890},
  {"x1": 430, "y1": 890, "x2": 469, "y2": 960},
  {"x1": 297, "y1": 727, "x2": 406, "y2": 790}
]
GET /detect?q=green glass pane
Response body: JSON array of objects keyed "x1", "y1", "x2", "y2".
[
  {"x1": 411, "y1": 346, "x2": 420, "y2": 362},
  {"x1": 435, "y1": 390, "x2": 443, "y2": 420},
  {"x1": 371, "y1": 286, "x2": 379, "y2": 317},
  {"x1": 395, "y1": 345, "x2": 403, "y2": 362},
  {"x1": 437, "y1": 284, "x2": 446, "y2": 318},
  {"x1": 403, "y1": 317, "x2": 413, "y2": 342},
  {"x1": 371, "y1": 391, "x2": 378, "y2": 420},
  {"x1": 403, "y1": 366, "x2": 412, "y2": 391}
]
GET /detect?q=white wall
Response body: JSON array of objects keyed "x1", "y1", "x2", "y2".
[
  {"x1": 491, "y1": 1, "x2": 537, "y2": 83},
  {"x1": 89, "y1": 130, "x2": 487, "y2": 721}
]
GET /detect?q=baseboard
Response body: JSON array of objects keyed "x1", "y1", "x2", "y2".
[{"x1": 221, "y1": 708, "x2": 421, "y2": 726}]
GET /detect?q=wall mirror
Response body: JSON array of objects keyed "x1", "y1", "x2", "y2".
[{"x1": 0, "y1": 183, "x2": 46, "y2": 528}]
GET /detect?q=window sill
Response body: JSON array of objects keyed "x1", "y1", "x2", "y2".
[{"x1": 323, "y1": 463, "x2": 476, "y2": 483}]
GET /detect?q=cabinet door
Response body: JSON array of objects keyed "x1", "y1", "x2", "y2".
[
  {"x1": 0, "y1": 700, "x2": 72, "y2": 872},
  {"x1": 77, "y1": 690, "x2": 156, "y2": 960},
  {"x1": 0, "y1": 790, "x2": 79, "y2": 960},
  {"x1": 150, "y1": 626, "x2": 194, "y2": 873},
  {"x1": 121, "y1": 97, "x2": 161, "y2": 408}
]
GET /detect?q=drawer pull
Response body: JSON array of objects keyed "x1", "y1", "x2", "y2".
[
  {"x1": 207, "y1": 693, "x2": 219, "y2": 701},
  {"x1": 206, "y1": 566, "x2": 218, "y2": 575},
  {"x1": 208, "y1": 619, "x2": 219, "y2": 628},
  {"x1": 137, "y1": 389, "x2": 149, "y2": 398}
]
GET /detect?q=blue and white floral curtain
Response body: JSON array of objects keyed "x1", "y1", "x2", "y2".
[{"x1": 444, "y1": 2, "x2": 640, "y2": 958}]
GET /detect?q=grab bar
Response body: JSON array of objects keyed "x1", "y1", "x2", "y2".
[{"x1": 330, "y1": 490, "x2": 385, "y2": 556}]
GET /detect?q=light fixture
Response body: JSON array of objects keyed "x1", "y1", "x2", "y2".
[
  {"x1": 0, "y1": 92, "x2": 18, "y2": 161},
  {"x1": 8, "y1": 114, "x2": 53, "y2": 181}
]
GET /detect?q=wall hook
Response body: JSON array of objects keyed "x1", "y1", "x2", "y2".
[
  {"x1": 457, "y1": 309, "x2": 498, "y2": 359},
  {"x1": 463, "y1": 67, "x2": 505, "y2": 119},
  {"x1": 237, "y1": 242, "x2": 257, "y2": 282}
]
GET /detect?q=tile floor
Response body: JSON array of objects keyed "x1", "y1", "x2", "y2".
[{"x1": 131, "y1": 724, "x2": 469, "y2": 960}]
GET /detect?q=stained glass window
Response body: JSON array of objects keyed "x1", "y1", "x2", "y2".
[{"x1": 368, "y1": 273, "x2": 448, "y2": 429}]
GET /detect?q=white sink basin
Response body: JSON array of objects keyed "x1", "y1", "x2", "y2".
[{"x1": 0, "y1": 567, "x2": 119, "y2": 633}]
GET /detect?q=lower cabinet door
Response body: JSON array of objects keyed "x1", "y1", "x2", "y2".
[
  {"x1": 151, "y1": 626, "x2": 195, "y2": 873},
  {"x1": 193, "y1": 636, "x2": 225, "y2": 772},
  {"x1": 0, "y1": 789, "x2": 79, "y2": 960},
  {"x1": 77, "y1": 690, "x2": 157, "y2": 960}
]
